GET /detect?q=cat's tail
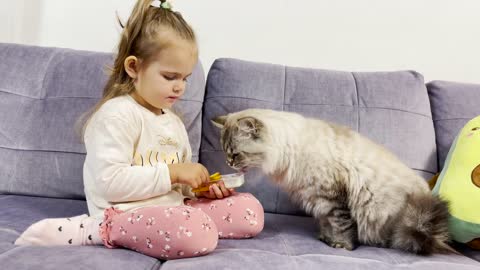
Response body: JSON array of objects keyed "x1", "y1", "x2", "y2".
[{"x1": 390, "y1": 193, "x2": 458, "y2": 255}]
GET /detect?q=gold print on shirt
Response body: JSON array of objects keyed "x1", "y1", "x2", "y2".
[
  {"x1": 158, "y1": 136, "x2": 180, "y2": 148},
  {"x1": 132, "y1": 136, "x2": 186, "y2": 167}
]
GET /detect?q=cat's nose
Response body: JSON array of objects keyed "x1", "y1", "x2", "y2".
[{"x1": 226, "y1": 159, "x2": 234, "y2": 166}]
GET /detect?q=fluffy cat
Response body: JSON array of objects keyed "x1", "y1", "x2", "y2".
[{"x1": 212, "y1": 108, "x2": 454, "y2": 255}]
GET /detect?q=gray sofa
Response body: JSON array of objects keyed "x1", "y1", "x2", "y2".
[{"x1": 0, "y1": 42, "x2": 479, "y2": 270}]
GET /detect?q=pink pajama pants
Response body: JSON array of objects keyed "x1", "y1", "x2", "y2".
[{"x1": 100, "y1": 192, "x2": 264, "y2": 260}]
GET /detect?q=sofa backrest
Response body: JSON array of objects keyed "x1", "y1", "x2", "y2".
[
  {"x1": 200, "y1": 58, "x2": 438, "y2": 215},
  {"x1": 0, "y1": 43, "x2": 205, "y2": 199},
  {"x1": 427, "y1": 81, "x2": 480, "y2": 170}
]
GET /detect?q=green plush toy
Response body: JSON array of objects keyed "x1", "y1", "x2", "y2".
[{"x1": 432, "y1": 115, "x2": 480, "y2": 249}]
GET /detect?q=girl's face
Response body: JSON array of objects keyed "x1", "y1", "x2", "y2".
[{"x1": 129, "y1": 39, "x2": 197, "y2": 115}]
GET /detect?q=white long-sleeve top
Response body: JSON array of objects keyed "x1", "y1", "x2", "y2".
[{"x1": 83, "y1": 95, "x2": 195, "y2": 217}]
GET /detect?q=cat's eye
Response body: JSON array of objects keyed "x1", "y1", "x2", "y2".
[{"x1": 231, "y1": 153, "x2": 239, "y2": 160}]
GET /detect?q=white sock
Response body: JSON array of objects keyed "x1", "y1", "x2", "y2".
[{"x1": 14, "y1": 214, "x2": 103, "y2": 246}]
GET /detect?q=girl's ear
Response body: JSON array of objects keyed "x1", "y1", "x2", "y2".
[{"x1": 124, "y1": 56, "x2": 139, "y2": 79}]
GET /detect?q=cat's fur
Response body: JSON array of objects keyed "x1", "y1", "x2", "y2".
[{"x1": 212, "y1": 108, "x2": 454, "y2": 255}]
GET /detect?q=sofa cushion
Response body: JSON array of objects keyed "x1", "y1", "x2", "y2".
[
  {"x1": 2, "y1": 195, "x2": 478, "y2": 270},
  {"x1": 201, "y1": 58, "x2": 438, "y2": 215},
  {"x1": 163, "y1": 214, "x2": 480, "y2": 270},
  {"x1": 458, "y1": 246, "x2": 480, "y2": 263},
  {"x1": 0, "y1": 43, "x2": 205, "y2": 199},
  {"x1": 427, "y1": 81, "x2": 480, "y2": 170},
  {"x1": 0, "y1": 195, "x2": 162, "y2": 270}
]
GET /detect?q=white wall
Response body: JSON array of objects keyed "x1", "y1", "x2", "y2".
[
  {"x1": 0, "y1": 0, "x2": 43, "y2": 45},
  {"x1": 1, "y1": 0, "x2": 480, "y2": 83}
]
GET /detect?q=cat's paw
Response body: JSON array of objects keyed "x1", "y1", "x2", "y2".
[
  {"x1": 318, "y1": 235, "x2": 353, "y2": 250},
  {"x1": 317, "y1": 232, "x2": 331, "y2": 243},
  {"x1": 329, "y1": 241, "x2": 354, "y2": 251},
  {"x1": 318, "y1": 232, "x2": 355, "y2": 251}
]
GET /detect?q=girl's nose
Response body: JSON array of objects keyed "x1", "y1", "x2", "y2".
[{"x1": 173, "y1": 80, "x2": 186, "y2": 93}]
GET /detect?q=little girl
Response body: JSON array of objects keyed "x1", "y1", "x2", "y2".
[{"x1": 15, "y1": 0, "x2": 264, "y2": 260}]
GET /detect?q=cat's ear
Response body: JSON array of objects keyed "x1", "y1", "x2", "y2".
[
  {"x1": 238, "y1": 117, "x2": 263, "y2": 137},
  {"x1": 211, "y1": 115, "x2": 227, "y2": 129}
]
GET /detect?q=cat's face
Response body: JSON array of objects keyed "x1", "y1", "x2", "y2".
[{"x1": 212, "y1": 115, "x2": 268, "y2": 172}]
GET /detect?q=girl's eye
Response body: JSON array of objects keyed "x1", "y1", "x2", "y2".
[
  {"x1": 472, "y1": 127, "x2": 480, "y2": 131},
  {"x1": 163, "y1": 75, "x2": 176, "y2": 81}
]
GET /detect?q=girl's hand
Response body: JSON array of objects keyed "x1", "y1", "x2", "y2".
[
  {"x1": 196, "y1": 180, "x2": 235, "y2": 199},
  {"x1": 168, "y1": 163, "x2": 210, "y2": 189}
]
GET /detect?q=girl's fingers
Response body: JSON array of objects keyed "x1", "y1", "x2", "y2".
[
  {"x1": 201, "y1": 165, "x2": 210, "y2": 185},
  {"x1": 191, "y1": 179, "x2": 199, "y2": 189},
  {"x1": 218, "y1": 181, "x2": 230, "y2": 197},
  {"x1": 195, "y1": 184, "x2": 234, "y2": 199},
  {"x1": 196, "y1": 190, "x2": 213, "y2": 199},
  {"x1": 201, "y1": 191, "x2": 215, "y2": 199},
  {"x1": 197, "y1": 178, "x2": 205, "y2": 188},
  {"x1": 211, "y1": 184, "x2": 223, "y2": 199},
  {"x1": 208, "y1": 186, "x2": 216, "y2": 198}
]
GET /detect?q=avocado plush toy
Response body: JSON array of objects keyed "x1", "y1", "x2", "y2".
[{"x1": 431, "y1": 116, "x2": 480, "y2": 249}]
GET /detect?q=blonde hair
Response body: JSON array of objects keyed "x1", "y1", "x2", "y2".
[{"x1": 77, "y1": 0, "x2": 196, "y2": 138}]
